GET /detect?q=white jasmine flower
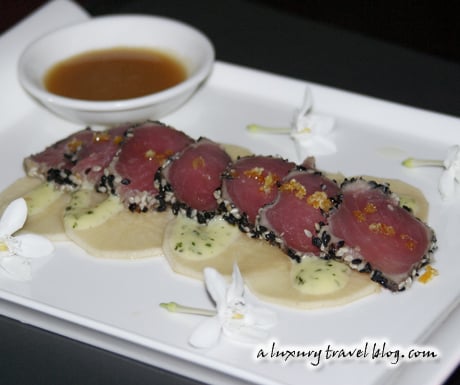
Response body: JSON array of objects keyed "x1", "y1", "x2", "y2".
[
  {"x1": 290, "y1": 87, "x2": 336, "y2": 158},
  {"x1": 246, "y1": 86, "x2": 336, "y2": 160},
  {"x1": 0, "y1": 198, "x2": 54, "y2": 280},
  {"x1": 161, "y1": 263, "x2": 277, "y2": 349},
  {"x1": 439, "y1": 145, "x2": 460, "y2": 199},
  {"x1": 402, "y1": 145, "x2": 460, "y2": 200}
]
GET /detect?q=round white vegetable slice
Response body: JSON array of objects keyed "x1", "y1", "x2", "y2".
[{"x1": 63, "y1": 188, "x2": 173, "y2": 259}]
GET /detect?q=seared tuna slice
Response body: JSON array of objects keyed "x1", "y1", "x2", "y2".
[
  {"x1": 257, "y1": 168, "x2": 340, "y2": 259},
  {"x1": 157, "y1": 137, "x2": 232, "y2": 223},
  {"x1": 100, "y1": 121, "x2": 193, "y2": 212},
  {"x1": 217, "y1": 155, "x2": 295, "y2": 232},
  {"x1": 70, "y1": 124, "x2": 127, "y2": 187},
  {"x1": 322, "y1": 178, "x2": 437, "y2": 291},
  {"x1": 24, "y1": 126, "x2": 126, "y2": 190}
]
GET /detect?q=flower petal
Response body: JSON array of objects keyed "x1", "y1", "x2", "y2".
[
  {"x1": 0, "y1": 198, "x2": 28, "y2": 236},
  {"x1": 0, "y1": 256, "x2": 32, "y2": 281},
  {"x1": 295, "y1": 114, "x2": 335, "y2": 136},
  {"x1": 291, "y1": 130, "x2": 337, "y2": 157},
  {"x1": 227, "y1": 263, "x2": 244, "y2": 301},
  {"x1": 443, "y1": 145, "x2": 460, "y2": 169},
  {"x1": 14, "y1": 234, "x2": 54, "y2": 258},
  {"x1": 203, "y1": 267, "x2": 227, "y2": 308},
  {"x1": 293, "y1": 87, "x2": 313, "y2": 132},
  {"x1": 188, "y1": 316, "x2": 222, "y2": 348},
  {"x1": 222, "y1": 319, "x2": 270, "y2": 343},
  {"x1": 439, "y1": 167, "x2": 456, "y2": 200}
]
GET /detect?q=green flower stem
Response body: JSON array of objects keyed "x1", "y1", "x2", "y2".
[
  {"x1": 402, "y1": 157, "x2": 444, "y2": 168},
  {"x1": 246, "y1": 124, "x2": 291, "y2": 134},
  {"x1": 160, "y1": 302, "x2": 216, "y2": 317}
]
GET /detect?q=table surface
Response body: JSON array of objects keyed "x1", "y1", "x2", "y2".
[{"x1": 1, "y1": 1, "x2": 459, "y2": 384}]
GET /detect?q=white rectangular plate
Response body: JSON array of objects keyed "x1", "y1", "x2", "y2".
[{"x1": 0, "y1": 1, "x2": 459, "y2": 385}]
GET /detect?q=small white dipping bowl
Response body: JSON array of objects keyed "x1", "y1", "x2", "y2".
[{"x1": 17, "y1": 15, "x2": 214, "y2": 125}]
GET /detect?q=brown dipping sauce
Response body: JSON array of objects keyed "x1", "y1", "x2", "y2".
[{"x1": 44, "y1": 47, "x2": 187, "y2": 101}]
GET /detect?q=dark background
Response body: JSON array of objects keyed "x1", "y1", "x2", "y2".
[
  {"x1": 1, "y1": 1, "x2": 459, "y2": 385},
  {"x1": 6, "y1": 1, "x2": 460, "y2": 63}
]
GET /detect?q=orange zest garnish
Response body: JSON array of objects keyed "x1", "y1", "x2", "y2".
[
  {"x1": 354, "y1": 203, "x2": 377, "y2": 223},
  {"x1": 144, "y1": 148, "x2": 174, "y2": 165},
  {"x1": 244, "y1": 167, "x2": 279, "y2": 193},
  {"x1": 418, "y1": 265, "x2": 439, "y2": 284},
  {"x1": 368, "y1": 222, "x2": 396, "y2": 236},
  {"x1": 243, "y1": 167, "x2": 264, "y2": 179},
  {"x1": 353, "y1": 210, "x2": 366, "y2": 222},
  {"x1": 66, "y1": 138, "x2": 83, "y2": 153},
  {"x1": 93, "y1": 132, "x2": 110, "y2": 142},
  {"x1": 307, "y1": 191, "x2": 332, "y2": 211},
  {"x1": 279, "y1": 179, "x2": 306, "y2": 199},
  {"x1": 113, "y1": 135, "x2": 124, "y2": 145},
  {"x1": 364, "y1": 202, "x2": 377, "y2": 214},
  {"x1": 192, "y1": 156, "x2": 206, "y2": 169},
  {"x1": 400, "y1": 233, "x2": 417, "y2": 251},
  {"x1": 260, "y1": 172, "x2": 278, "y2": 193},
  {"x1": 228, "y1": 169, "x2": 238, "y2": 178}
]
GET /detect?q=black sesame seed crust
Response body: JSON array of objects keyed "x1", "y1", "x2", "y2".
[
  {"x1": 216, "y1": 188, "x2": 262, "y2": 237},
  {"x1": 46, "y1": 168, "x2": 77, "y2": 189}
]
